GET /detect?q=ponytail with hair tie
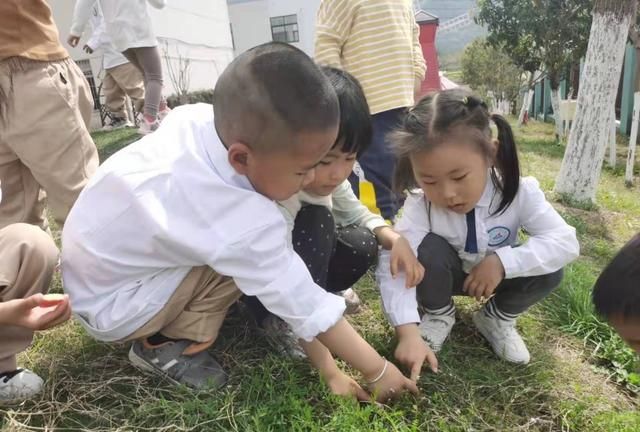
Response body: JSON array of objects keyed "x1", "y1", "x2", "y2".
[
  {"x1": 489, "y1": 113, "x2": 520, "y2": 215},
  {"x1": 390, "y1": 89, "x2": 520, "y2": 205},
  {"x1": 462, "y1": 95, "x2": 488, "y2": 111}
]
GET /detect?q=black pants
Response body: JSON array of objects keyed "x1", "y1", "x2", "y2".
[
  {"x1": 245, "y1": 205, "x2": 378, "y2": 324},
  {"x1": 350, "y1": 108, "x2": 405, "y2": 220},
  {"x1": 417, "y1": 233, "x2": 563, "y2": 315}
]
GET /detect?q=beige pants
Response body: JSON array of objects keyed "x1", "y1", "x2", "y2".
[
  {"x1": 0, "y1": 223, "x2": 59, "y2": 373},
  {"x1": 0, "y1": 57, "x2": 99, "y2": 230},
  {"x1": 122, "y1": 266, "x2": 242, "y2": 345},
  {"x1": 103, "y1": 62, "x2": 145, "y2": 119}
]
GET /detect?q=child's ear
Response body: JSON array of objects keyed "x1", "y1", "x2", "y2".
[{"x1": 227, "y1": 142, "x2": 252, "y2": 175}]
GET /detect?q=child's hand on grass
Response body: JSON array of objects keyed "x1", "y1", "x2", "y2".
[
  {"x1": 324, "y1": 370, "x2": 370, "y2": 401},
  {"x1": 394, "y1": 324, "x2": 438, "y2": 381},
  {"x1": 0, "y1": 293, "x2": 71, "y2": 330},
  {"x1": 366, "y1": 359, "x2": 419, "y2": 402},
  {"x1": 463, "y1": 254, "x2": 505, "y2": 301},
  {"x1": 390, "y1": 236, "x2": 425, "y2": 288}
]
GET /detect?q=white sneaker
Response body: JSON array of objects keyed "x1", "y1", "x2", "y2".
[
  {"x1": 418, "y1": 312, "x2": 456, "y2": 352},
  {"x1": 0, "y1": 369, "x2": 44, "y2": 404},
  {"x1": 339, "y1": 288, "x2": 362, "y2": 314},
  {"x1": 102, "y1": 116, "x2": 129, "y2": 131},
  {"x1": 137, "y1": 117, "x2": 160, "y2": 135},
  {"x1": 262, "y1": 315, "x2": 307, "y2": 359},
  {"x1": 472, "y1": 310, "x2": 530, "y2": 364}
]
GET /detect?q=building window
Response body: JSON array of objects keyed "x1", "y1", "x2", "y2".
[
  {"x1": 76, "y1": 59, "x2": 100, "y2": 110},
  {"x1": 270, "y1": 14, "x2": 299, "y2": 43}
]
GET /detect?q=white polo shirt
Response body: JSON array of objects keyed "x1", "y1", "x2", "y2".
[
  {"x1": 376, "y1": 177, "x2": 580, "y2": 327},
  {"x1": 61, "y1": 103, "x2": 345, "y2": 342}
]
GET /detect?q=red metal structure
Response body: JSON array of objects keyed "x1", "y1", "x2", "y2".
[{"x1": 415, "y1": 10, "x2": 442, "y2": 94}]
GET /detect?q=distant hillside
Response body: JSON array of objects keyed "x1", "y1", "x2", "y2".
[{"x1": 418, "y1": 0, "x2": 487, "y2": 61}]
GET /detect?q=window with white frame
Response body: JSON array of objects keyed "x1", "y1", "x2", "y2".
[{"x1": 270, "y1": 14, "x2": 299, "y2": 43}]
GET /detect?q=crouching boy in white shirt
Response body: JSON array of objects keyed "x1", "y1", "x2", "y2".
[{"x1": 61, "y1": 42, "x2": 417, "y2": 401}]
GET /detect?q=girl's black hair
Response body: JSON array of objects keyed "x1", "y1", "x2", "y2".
[
  {"x1": 392, "y1": 88, "x2": 520, "y2": 215},
  {"x1": 321, "y1": 66, "x2": 372, "y2": 157}
]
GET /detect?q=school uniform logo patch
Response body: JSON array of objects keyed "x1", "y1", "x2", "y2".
[{"x1": 488, "y1": 226, "x2": 511, "y2": 247}]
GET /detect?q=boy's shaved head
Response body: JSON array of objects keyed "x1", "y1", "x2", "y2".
[
  {"x1": 213, "y1": 42, "x2": 339, "y2": 151},
  {"x1": 593, "y1": 234, "x2": 640, "y2": 319}
]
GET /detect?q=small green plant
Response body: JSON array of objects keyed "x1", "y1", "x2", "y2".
[
  {"x1": 166, "y1": 89, "x2": 215, "y2": 108},
  {"x1": 543, "y1": 261, "x2": 639, "y2": 393}
]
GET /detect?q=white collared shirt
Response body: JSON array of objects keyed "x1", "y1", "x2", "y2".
[
  {"x1": 278, "y1": 180, "x2": 388, "y2": 243},
  {"x1": 376, "y1": 177, "x2": 580, "y2": 327},
  {"x1": 61, "y1": 103, "x2": 345, "y2": 342}
]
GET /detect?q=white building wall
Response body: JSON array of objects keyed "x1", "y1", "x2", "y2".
[
  {"x1": 266, "y1": 0, "x2": 320, "y2": 55},
  {"x1": 227, "y1": 0, "x2": 320, "y2": 56},
  {"x1": 228, "y1": 1, "x2": 271, "y2": 56},
  {"x1": 49, "y1": 0, "x2": 233, "y2": 109},
  {"x1": 150, "y1": 1, "x2": 234, "y2": 94}
]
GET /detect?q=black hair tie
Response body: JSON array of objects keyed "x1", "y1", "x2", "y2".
[{"x1": 462, "y1": 96, "x2": 488, "y2": 111}]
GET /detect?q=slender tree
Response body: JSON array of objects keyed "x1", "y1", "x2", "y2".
[
  {"x1": 477, "y1": 1, "x2": 592, "y2": 132},
  {"x1": 461, "y1": 39, "x2": 525, "y2": 111},
  {"x1": 555, "y1": 0, "x2": 638, "y2": 202}
]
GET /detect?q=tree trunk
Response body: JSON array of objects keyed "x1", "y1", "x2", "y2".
[
  {"x1": 550, "y1": 87, "x2": 563, "y2": 140},
  {"x1": 548, "y1": 71, "x2": 563, "y2": 141},
  {"x1": 608, "y1": 105, "x2": 617, "y2": 167},
  {"x1": 554, "y1": 0, "x2": 637, "y2": 203},
  {"x1": 625, "y1": 92, "x2": 640, "y2": 185},
  {"x1": 570, "y1": 62, "x2": 581, "y2": 97},
  {"x1": 518, "y1": 90, "x2": 533, "y2": 125},
  {"x1": 518, "y1": 72, "x2": 535, "y2": 125}
]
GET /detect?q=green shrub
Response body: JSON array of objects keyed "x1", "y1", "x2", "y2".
[{"x1": 166, "y1": 89, "x2": 214, "y2": 108}]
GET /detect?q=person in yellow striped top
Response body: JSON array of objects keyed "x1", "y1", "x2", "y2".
[{"x1": 315, "y1": 0, "x2": 426, "y2": 220}]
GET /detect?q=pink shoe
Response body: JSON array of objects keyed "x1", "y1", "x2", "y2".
[
  {"x1": 137, "y1": 117, "x2": 159, "y2": 135},
  {"x1": 158, "y1": 106, "x2": 172, "y2": 122}
]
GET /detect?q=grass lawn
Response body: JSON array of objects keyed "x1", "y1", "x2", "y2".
[{"x1": 2, "y1": 121, "x2": 639, "y2": 431}]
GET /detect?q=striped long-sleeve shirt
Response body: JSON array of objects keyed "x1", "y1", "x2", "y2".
[{"x1": 315, "y1": 0, "x2": 426, "y2": 115}]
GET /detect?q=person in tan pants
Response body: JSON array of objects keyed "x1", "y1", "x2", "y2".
[
  {"x1": 80, "y1": 4, "x2": 145, "y2": 129},
  {"x1": 0, "y1": 0, "x2": 99, "y2": 231},
  {"x1": 102, "y1": 62, "x2": 145, "y2": 125},
  {"x1": 0, "y1": 223, "x2": 70, "y2": 404}
]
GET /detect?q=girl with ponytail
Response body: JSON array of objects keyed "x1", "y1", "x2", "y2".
[{"x1": 377, "y1": 89, "x2": 579, "y2": 374}]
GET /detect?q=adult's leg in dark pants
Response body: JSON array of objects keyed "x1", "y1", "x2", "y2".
[{"x1": 357, "y1": 108, "x2": 406, "y2": 220}]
